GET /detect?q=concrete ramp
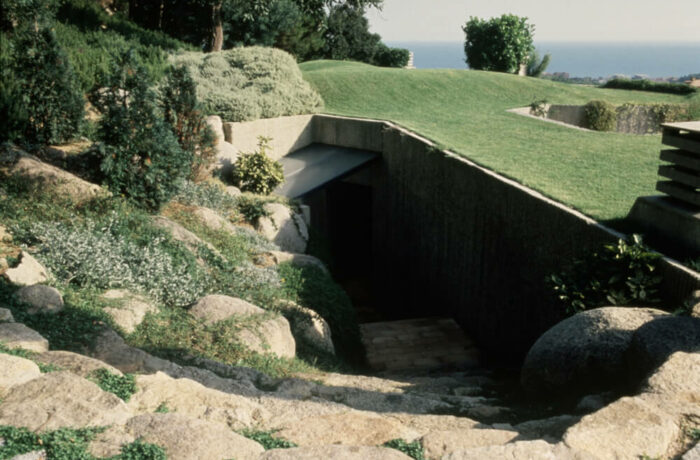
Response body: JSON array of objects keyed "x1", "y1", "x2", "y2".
[
  {"x1": 275, "y1": 143, "x2": 377, "y2": 198},
  {"x1": 360, "y1": 318, "x2": 479, "y2": 372}
]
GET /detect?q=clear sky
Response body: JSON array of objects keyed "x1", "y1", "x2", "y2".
[{"x1": 366, "y1": 0, "x2": 700, "y2": 43}]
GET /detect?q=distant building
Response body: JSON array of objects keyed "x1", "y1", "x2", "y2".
[
  {"x1": 686, "y1": 77, "x2": 700, "y2": 88},
  {"x1": 405, "y1": 51, "x2": 415, "y2": 70}
]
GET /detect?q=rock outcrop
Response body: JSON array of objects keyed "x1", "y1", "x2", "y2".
[
  {"x1": 521, "y1": 306, "x2": 668, "y2": 397},
  {"x1": 0, "y1": 354, "x2": 41, "y2": 397},
  {"x1": 257, "y1": 203, "x2": 309, "y2": 253},
  {"x1": 2, "y1": 252, "x2": 48, "y2": 286},
  {"x1": 0, "y1": 323, "x2": 49, "y2": 353},
  {"x1": 15, "y1": 285, "x2": 64, "y2": 315},
  {"x1": 100, "y1": 289, "x2": 157, "y2": 334}
]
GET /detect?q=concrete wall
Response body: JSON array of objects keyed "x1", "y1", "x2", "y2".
[
  {"x1": 237, "y1": 114, "x2": 700, "y2": 363},
  {"x1": 547, "y1": 104, "x2": 668, "y2": 134},
  {"x1": 223, "y1": 115, "x2": 314, "y2": 160},
  {"x1": 547, "y1": 105, "x2": 586, "y2": 127}
]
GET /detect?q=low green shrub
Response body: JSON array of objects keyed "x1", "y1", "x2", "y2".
[
  {"x1": 98, "y1": 52, "x2": 192, "y2": 211},
  {"x1": 382, "y1": 439, "x2": 425, "y2": 460},
  {"x1": 231, "y1": 137, "x2": 285, "y2": 195},
  {"x1": 174, "y1": 180, "x2": 240, "y2": 214},
  {"x1": 89, "y1": 368, "x2": 136, "y2": 402},
  {"x1": 170, "y1": 47, "x2": 323, "y2": 122},
  {"x1": 161, "y1": 66, "x2": 217, "y2": 183},
  {"x1": 584, "y1": 100, "x2": 617, "y2": 131},
  {"x1": 372, "y1": 44, "x2": 410, "y2": 68},
  {"x1": 529, "y1": 99, "x2": 548, "y2": 117},
  {"x1": 548, "y1": 234, "x2": 663, "y2": 315},
  {"x1": 602, "y1": 78, "x2": 697, "y2": 95},
  {"x1": 238, "y1": 429, "x2": 297, "y2": 450}
]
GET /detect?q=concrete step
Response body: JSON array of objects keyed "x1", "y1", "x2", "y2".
[{"x1": 360, "y1": 317, "x2": 479, "y2": 372}]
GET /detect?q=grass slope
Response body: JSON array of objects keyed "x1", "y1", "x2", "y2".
[{"x1": 301, "y1": 61, "x2": 698, "y2": 222}]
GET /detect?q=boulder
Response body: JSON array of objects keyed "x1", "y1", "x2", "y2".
[
  {"x1": 521, "y1": 307, "x2": 668, "y2": 397},
  {"x1": 684, "y1": 444, "x2": 700, "y2": 460},
  {"x1": 627, "y1": 316, "x2": 700, "y2": 381},
  {"x1": 90, "y1": 413, "x2": 264, "y2": 460},
  {"x1": 34, "y1": 350, "x2": 122, "y2": 377},
  {"x1": 444, "y1": 440, "x2": 594, "y2": 460},
  {"x1": 259, "y1": 445, "x2": 414, "y2": 460},
  {"x1": 257, "y1": 203, "x2": 309, "y2": 253},
  {"x1": 189, "y1": 294, "x2": 264, "y2": 324},
  {"x1": 563, "y1": 395, "x2": 680, "y2": 459},
  {"x1": 2, "y1": 252, "x2": 48, "y2": 286},
  {"x1": 275, "y1": 411, "x2": 418, "y2": 447},
  {"x1": 420, "y1": 428, "x2": 519, "y2": 459},
  {"x1": 101, "y1": 289, "x2": 158, "y2": 334},
  {"x1": 7, "y1": 450, "x2": 46, "y2": 460},
  {"x1": 279, "y1": 301, "x2": 334, "y2": 355},
  {"x1": 4, "y1": 150, "x2": 105, "y2": 203},
  {"x1": 192, "y1": 206, "x2": 237, "y2": 234},
  {"x1": 514, "y1": 415, "x2": 580, "y2": 442},
  {"x1": 150, "y1": 216, "x2": 217, "y2": 257},
  {"x1": 0, "y1": 354, "x2": 41, "y2": 396},
  {"x1": 263, "y1": 251, "x2": 329, "y2": 274},
  {"x1": 0, "y1": 323, "x2": 49, "y2": 353},
  {"x1": 0, "y1": 371, "x2": 132, "y2": 431},
  {"x1": 15, "y1": 285, "x2": 64, "y2": 314},
  {"x1": 0, "y1": 224, "x2": 11, "y2": 242},
  {"x1": 206, "y1": 115, "x2": 239, "y2": 170},
  {"x1": 643, "y1": 351, "x2": 700, "y2": 403},
  {"x1": 126, "y1": 371, "x2": 268, "y2": 429},
  {"x1": 0, "y1": 308, "x2": 14, "y2": 322},
  {"x1": 225, "y1": 185, "x2": 242, "y2": 197}
]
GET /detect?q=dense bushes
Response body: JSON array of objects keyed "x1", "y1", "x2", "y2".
[
  {"x1": 584, "y1": 100, "x2": 617, "y2": 131},
  {"x1": 231, "y1": 137, "x2": 285, "y2": 195},
  {"x1": 171, "y1": 47, "x2": 323, "y2": 122},
  {"x1": 602, "y1": 78, "x2": 697, "y2": 95},
  {"x1": 463, "y1": 14, "x2": 534, "y2": 73},
  {"x1": 98, "y1": 53, "x2": 192, "y2": 210},
  {"x1": 372, "y1": 44, "x2": 410, "y2": 68}
]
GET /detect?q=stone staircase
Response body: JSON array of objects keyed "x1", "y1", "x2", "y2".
[{"x1": 360, "y1": 317, "x2": 479, "y2": 372}]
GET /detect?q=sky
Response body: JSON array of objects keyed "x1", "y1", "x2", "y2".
[{"x1": 366, "y1": 0, "x2": 700, "y2": 43}]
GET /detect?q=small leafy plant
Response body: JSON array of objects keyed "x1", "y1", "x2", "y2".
[
  {"x1": 548, "y1": 234, "x2": 663, "y2": 315},
  {"x1": 529, "y1": 99, "x2": 548, "y2": 117},
  {"x1": 89, "y1": 368, "x2": 136, "y2": 402},
  {"x1": 584, "y1": 100, "x2": 617, "y2": 131},
  {"x1": 238, "y1": 429, "x2": 297, "y2": 450},
  {"x1": 382, "y1": 439, "x2": 425, "y2": 460},
  {"x1": 231, "y1": 136, "x2": 284, "y2": 195}
]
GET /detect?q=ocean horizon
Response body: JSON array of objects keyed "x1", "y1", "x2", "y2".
[{"x1": 386, "y1": 41, "x2": 700, "y2": 79}]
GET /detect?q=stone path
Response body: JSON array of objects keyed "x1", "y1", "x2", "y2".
[{"x1": 360, "y1": 317, "x2": 479, "y2": 372}]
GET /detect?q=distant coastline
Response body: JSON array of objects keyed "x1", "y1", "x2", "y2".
[{"x1": 386, "y1": 41, "x2": 700, "y2": 79}]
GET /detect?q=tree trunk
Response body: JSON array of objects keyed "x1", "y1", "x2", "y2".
[{"x1": 209, "y1": 1, "x2": 223, "y2": 52}]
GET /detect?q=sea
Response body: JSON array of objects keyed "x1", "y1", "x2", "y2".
[{"x1": 386, "y1": 41, "x2": 700, "y2": 79}]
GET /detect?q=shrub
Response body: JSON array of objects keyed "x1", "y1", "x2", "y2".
[
  {"x1": 382, "y1": 439, "x2": 425, "y2": 460},
  {"x1": 170, "y1": 47, "x2": 323, "y2": 122},
  {"x1": 372, "y1": 44, "x2": 410, "y2": 68},
  {"x1": 526, "y1": 50, "x2": 551, "y2": 77},
  {"x1": 548, "y1": 234, "x2": 663, "y2": 315},
  {"x1": 529, "y1": 99, "x2": 548, "y2": 117},
  {"x1": 89, "y1": 368, "x2": 136, "y2": 402},
  {"x1": 174, "y1": 180, "x2": 239, "y2": 214},
  {"x1": 0, "y1": 37, "x2": 28, "y2": 143},
  {"x1": 9, "y1": 26, "x2": 84, "y2": 145},
  {"x1": 98, "y1": 52, "x2": 192, "y2": 211},
  {"x1": 231, "y1": 137, "x2": 285, "y2": 195},
  {"x1": 161, "y1": 65, "x2": 217, "y2": 182},
  {"x1": 463, "y1": 14, "x2": 535, "y2": 73},
  {"x1": 584, "y1": 100, "x2": 617, "y2": 131},
  {"x1": 238, "y1": 429, "x2": 297, "y2": 450},
  {"x1": 602, "y1": 78, "x2": 697, "y2": 95}
]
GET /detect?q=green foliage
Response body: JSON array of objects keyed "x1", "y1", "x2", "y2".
[
  {"x1": 603, "y1": 78, "x2": 697, "y2": 95},
  {"x1": 548, "y1": 235, "x2": 663, "y2": 315},
  {"x1": 0, "y1": 425, "x2": 164, "y2": 460},
  {"x1": 231, "y1": 137, "x2": 285, "y2": 195},
  {"x1": 584, "y1": 100, "x2": 617, "y2": 131},
  {"x1": 382, "y1": 439, "x2": 425, "y2": 460},
  {"x1": 98, "y1": 52, "x2": 192, "y2": 211},
  {"x1": 170, "y1": 47, "x2": 323, "y2": 122},
  {"x1": 529, "y1": 99, "x2": 548, "y2": 117},
  {"x1": 372, "y1": 44, "x2": 410, "y2": 68},
  {"x1": 324, "y1": 4, "x2": 380, "y2": 63},
  {"x1": 526, "y1": 50, "x2": 551, "y2": 77},
  {"x1": 154, "y1": 403, "x2": 171, "y2": 413},
  {"x1": 236, "y1": 195, "x2": 272, "y2": 224},
  {"x1": 0, "y1": 37, "x2": 29, "y2": 144},
  {"x1": 174, "y1": 180, "x2": 240, "y2": 214},
  {"x1": 238, "y1": 429, "x2": 297, "y2": 450},
  {"x1": 161, "y1": 65, "x2": 217, "y2": 182},
  {"x1": 463, "y1": 14, "x2": 535, "y2": 73},
  {"x1": 89, "y1": 368, "x2": 136, "y2": 402},
  {"x1": 8, "y1": 26, "x2": 84, "y2": 145}
]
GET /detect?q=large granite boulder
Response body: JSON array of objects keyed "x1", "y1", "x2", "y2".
[
  {"x1": 101, "y1": 289, "x2": 158, "y2": 334},
  {"x1": 0, "y1": 371, "x2": 132, "y2": 431},
  {"x1": 34, "y1": 350, "x2": 123, "y2": 378},
  {"x1": 0, "y1": 323, "x2": 49, "y2": 353},
  {"x1": 259, "y1": 445, "x2": 414, "y2": 460},
  {"x1": 15, "y1": 285, "x2": 64, "y2": 315},
  {"x1": 189, "y1": 294, "x2": 264, "y2": 324},
  {"x1": 278, "y1": 300, "x2": 335, "y2": 355},
  {"x1": 0, "y1": 354, "x2": 41, "y2": 397},
  {"x1": 90, "y1": 413, "x2": 263, "y2": 460},
  {"x1": 443, "y1": 440, "x2": 594, "y2": 460},
  {"x1": 420, "y1": 427, "x2": 519, "y2": 459},
  {"x1": 257, "y1": 203, "x2": 309, "y2": 253},
  {"x1": 2, "y1": 252, "x2": 48, "y2": 286},
  {"x1": 626, "y1": 316, "x2": 700, "y2": 382},
  {"x1": 521, "y1": 307, "x2": 668, "y2": 397}
]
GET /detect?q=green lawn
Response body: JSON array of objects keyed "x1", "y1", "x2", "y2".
[{"x1": 301, "y1": 60, "x2": 699, "y2": 222}]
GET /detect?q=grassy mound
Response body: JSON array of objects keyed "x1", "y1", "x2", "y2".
[
  {"x1": 171, "y1": 47, "x2": 323, "y2": 122},
  {"x1": 301, "y1": 60, "x2": 699, "y2": 222}
]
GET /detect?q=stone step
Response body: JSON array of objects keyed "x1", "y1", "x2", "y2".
[{"x1": 360, "y1": 317, "x2": 479, "y2": 372}]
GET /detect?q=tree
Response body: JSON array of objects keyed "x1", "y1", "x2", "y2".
[
  {"x1": 324, "y1": 4, "x2": 380, "y2": 62},
  {"x1": 526, "y1": 50, "x2": 551, "y2": 77},
  {"x1": 462, "y1": 14, "x2": 535, "y2": 74}
]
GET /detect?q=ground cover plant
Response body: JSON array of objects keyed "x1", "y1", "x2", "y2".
[
  {"x1": 301, "y1": 60, "x2": 698, "y2": 222},
  {"x1": 170, "y1": 47, "x2": 323, "y2": 122}
]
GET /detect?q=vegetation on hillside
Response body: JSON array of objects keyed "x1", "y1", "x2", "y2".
[
  {"x1": 301, "y1": 60, "x2": 698, "y2": 222},
  {"x1": 463, "y1": 14, "x2": 535, "y2": 74}
]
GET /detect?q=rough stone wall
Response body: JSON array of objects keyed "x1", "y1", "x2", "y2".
[{"x1": 547, "y1": 104, "x2": 670, "y2": 134}]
